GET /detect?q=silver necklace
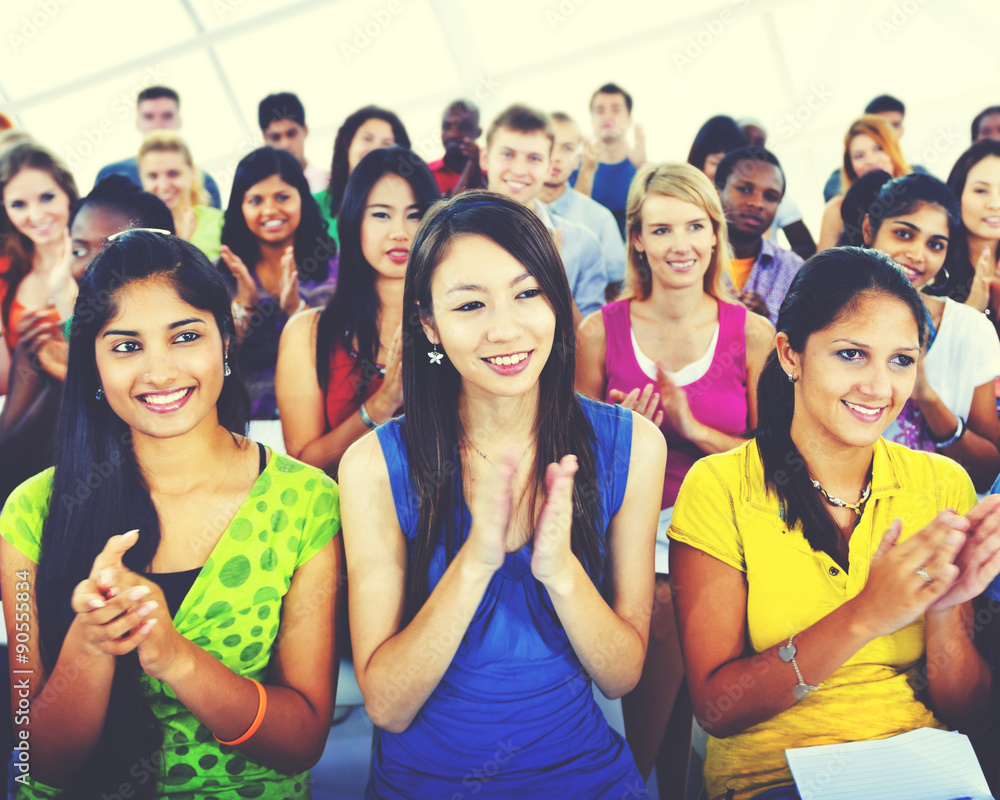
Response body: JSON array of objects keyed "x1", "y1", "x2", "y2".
[{"x1": 811, "y1": 479, "x2": 872, "y2": 514}]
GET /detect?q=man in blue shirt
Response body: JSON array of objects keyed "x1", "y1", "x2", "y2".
[
  {"x1": 95, "y1": 86, "x2": 221, "y2": 208},
  {"x1": 571, "y1": 83, "x2": 644, "y2": 238},
  {"x1": 480, "y1": 105, "x2": 608, "y2": 319},
  {"x1": 540, "y1": 112, "x2": 625, "y2": 289}
]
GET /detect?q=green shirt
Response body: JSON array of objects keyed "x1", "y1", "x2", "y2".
[
  {"x1": 311, "y1": 189, "x2": 340, "y2": 250},
  {"x1": 191, "y1": 205, "x2": 224, "y2": 263},
  {"x1": 1, "y1": 452, "x2": 340, "y2": 799}
]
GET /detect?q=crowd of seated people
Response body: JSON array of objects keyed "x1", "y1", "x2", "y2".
[{"x1": 2, "y1": 81, "x2": 1000, "y2": 800}]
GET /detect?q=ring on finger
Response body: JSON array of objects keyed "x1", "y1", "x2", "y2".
[{"x1": 915, "y1": 565, "x2": 933, "y2": 583}]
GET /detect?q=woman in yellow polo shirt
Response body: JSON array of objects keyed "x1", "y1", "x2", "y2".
[{"x1": 669, "y1": 247, "x2": 1000, "y2": 800}]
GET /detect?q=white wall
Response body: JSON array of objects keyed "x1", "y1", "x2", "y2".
[{"x1": 2, "y1": 0, "x2": 998, "y2": 236}]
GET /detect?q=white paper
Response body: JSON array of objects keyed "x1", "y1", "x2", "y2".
[{"x1": 784, "y1": 727, "x2": 994, "y2": 800}]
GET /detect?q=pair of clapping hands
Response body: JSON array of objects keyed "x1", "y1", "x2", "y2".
[
  {"x1": 219, "y1": 244, "x2": 301, "y2": 318},
  {"x1": 464, "y1": 449, "x2": 580, "y2": 594},
  {"x1": 611, "y1": 372, "x2": 697, "y2": 438},
  {"x1": 854, "y1": 499, "x2": 1000, "y2": 637},
  {"x1": 71, "y1": 530, "x2": 183, "y2": 681}
]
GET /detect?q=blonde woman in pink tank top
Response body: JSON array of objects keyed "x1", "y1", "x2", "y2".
[{"x1": 577, "y1": 162, "x2": 774, "y2": 797}]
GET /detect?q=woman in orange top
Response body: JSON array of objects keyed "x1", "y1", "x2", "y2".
[{"x1": 0, "y1": 140, "x2": 77, "y2": 387}]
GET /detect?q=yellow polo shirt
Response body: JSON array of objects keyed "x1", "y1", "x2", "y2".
[{"x1": 668, "y1": 438, "x2": 976, "y2": 800}]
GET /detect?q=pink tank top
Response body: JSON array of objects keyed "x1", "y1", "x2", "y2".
[{"x1": 602, "y1": 298, "x2": 749, "y2": 508}]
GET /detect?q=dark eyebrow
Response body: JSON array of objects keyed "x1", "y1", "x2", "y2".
[
  {"x1": 102, "y1": 318, "x2": 206, "y2": 338},
  {"x1": 892, "y1": 220, "x2": 949, "y2": 241},
  {"x1": 832, "y1": 338, "x2": 920, "y2": 353},
  {"x1": 447, "y1": 272, "x2": 532, "y2": 295}
]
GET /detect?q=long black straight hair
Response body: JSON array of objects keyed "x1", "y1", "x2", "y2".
[
  {"x1": 755, "y1": 247, "x2": 928, "y2": 564},
  {"x1": 400, "y1": 191, "x2": 604, "y2": 618},
  {"x1": 35, "y1": 231, "x2": 250, "y2": 798},
  {"x1": 943, "y1": 139, "x2": 1000, "y2": 302},
  {"x1": 315, "y1": 147, "x2": 440, "y2": 392},
  {"x1": 325, "y1": 105, "x2": 410, "y2": 221},
  {"x1": 221, "y1": 146, "x2": 335, "y2": 283}
]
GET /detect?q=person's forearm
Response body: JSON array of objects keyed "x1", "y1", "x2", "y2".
[
  {"x1": 689, "y1": 598, "x2": 878, "y2": 739},
  {"x1": 546, "y1": 558, "x2": 647, "y2": 699},
  {"x1": 296, "y1": 411, "x2": 378, "y2": 477},
  {"x1": 453, "y1": 160, "x2": 483, "y2": 195},
  {"x1": 158, "y1": 638, "x2": 331, "y2": 774},
  {"x1": 23, "y1": 619, "x2": 116, "y2": 785},
  {"x1": 575, "y1": 164, "x2": 596, "y2": 197},
  {"x1": 917, "y1": 393, "x2": 1000, "y2": 490},
  {"x1": 925, "y1": 603, "x2": 991, "y2": 730},
  {"x1": 686, "y1": 421, "x2": 747, "y2": 456},
  {"x1": 358, "y1": 545, "x2": 494, "y2": 733}
]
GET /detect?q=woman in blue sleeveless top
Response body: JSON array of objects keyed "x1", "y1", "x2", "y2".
[{"x1": 339, "y1": 191, "x2": 666, "y2": 798}]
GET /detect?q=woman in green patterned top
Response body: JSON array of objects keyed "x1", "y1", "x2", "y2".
[{"x1": 0, "y1": 231, "x2": 341, "y2": 799}]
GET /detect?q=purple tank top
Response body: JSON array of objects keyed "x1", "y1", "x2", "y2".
[{"x1": 602, "y1": 298, "x2": 749, "y2": 508}]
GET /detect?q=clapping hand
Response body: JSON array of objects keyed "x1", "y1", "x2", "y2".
[
  {"x1": 278, "y1": 245, "x2": 302, "y2": 317},
  {"x1": 531, "y1": 455, "x2": 579, "y2": 593}
]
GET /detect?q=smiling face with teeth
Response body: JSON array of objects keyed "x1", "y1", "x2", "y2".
[
  {"x1": 422, "y1": 234, "x2": 555, "y2": 402},
  {"x1": 959, "y1": 155, "x2": 1000, "y2": 242},
  {"x1": 96, "y1": 277, "x2": 227, "y2": 443},
  {"x1": 631, "y1": 194, "x2": 717, "y2": 292},
  {"x1": 241, "y1": 174, "x2": 302, "y2": 249},
  {"x1": 865, "y1": 202, "x2": 950, "y2": 290},
  {"x1": 481, "y1": 128, "x2": 551, "y2": 207},
  {"x1": 2, "y1": 167, "x2": 72, "y2": 249},
  {"x1": 778, "y1": 292, "x2": 920, "y2": 451}
]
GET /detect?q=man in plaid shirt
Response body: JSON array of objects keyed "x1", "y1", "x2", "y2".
[{"x1": 715, "y1": 146, "x2": 805, "y2": 326}]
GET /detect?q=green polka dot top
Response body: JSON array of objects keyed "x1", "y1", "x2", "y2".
[{"x1": 1, "y1": 452, "x2": 340, "y2": 800}]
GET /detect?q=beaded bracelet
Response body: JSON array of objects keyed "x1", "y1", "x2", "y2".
[
  {"x1": 215, "y1": 678, "x2": 267, "y2": 746},
  {"x1": 778, "y1": 634, "x2": 822, "y2": 700}
]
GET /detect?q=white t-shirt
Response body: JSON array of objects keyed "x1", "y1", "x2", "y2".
[{"x1": 923, "y1": 298, "x2": 1000, "y2": 419}]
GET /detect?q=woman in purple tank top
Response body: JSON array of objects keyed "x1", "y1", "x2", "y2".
[{"x1": 577, "y1": 162, "x2": 774, "y2": 797}]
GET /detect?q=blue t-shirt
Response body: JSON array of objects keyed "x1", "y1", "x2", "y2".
[
  {"x1": 370, "y1": 396, "x2": 645, "y2": 799},
  {"x1": 570, "y1": 159, "x2": 637, "y2": 238}
]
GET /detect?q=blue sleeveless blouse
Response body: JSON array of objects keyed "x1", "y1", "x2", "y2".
[{"x1": 369, "y1": 396, "x2": 645, "y2": 799}]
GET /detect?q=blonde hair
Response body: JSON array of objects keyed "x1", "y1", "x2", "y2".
[
  {"x1": 623, "y1": 162, "x2": 732, "y2": 302},
  {"x1": 840, "y1": 114, "x2": 910, "y2": 193},
  {"x1": 137, "y1": 131, "x2": 208, "y2": 208}
]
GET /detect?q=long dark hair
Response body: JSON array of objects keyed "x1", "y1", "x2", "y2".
[
  {"x1": 400, "y1": 191, "x2": 603, "y2": 617},
  {"x1": 221, "y1": 146, "x2": 335, "y2": 283},
  {"x1": 944, "y1": 139, "x2": 1000, "y2": 302},
  {"x1": 0, "y1": 140, "x2": 79, "y2": 329},
  {"x1": 36, "y1": 231, "x2": 250, "y2": 798},
  {"x1": 686, "y1": 115, "x2": 746, "y2": 174},
  {"x1": 755, "y1": 247, "x2": 928, "y2": 564},
  {"x1": 315, "y1": 147, "x2": 440, "y2": 391},
  {"x1": 326, "y1": 106, "x2": 410, "y2": 220}
]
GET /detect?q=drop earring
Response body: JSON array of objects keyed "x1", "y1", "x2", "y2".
[
  {"x1": 428, "y1": 343, "x2": 443, "y2": 365},
  {"x1": 224, "y1": 355, "x2": 231, "y2": 377},
  {"x1": 95, "y1": 386, "x2": 104, "y2": 400}
]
